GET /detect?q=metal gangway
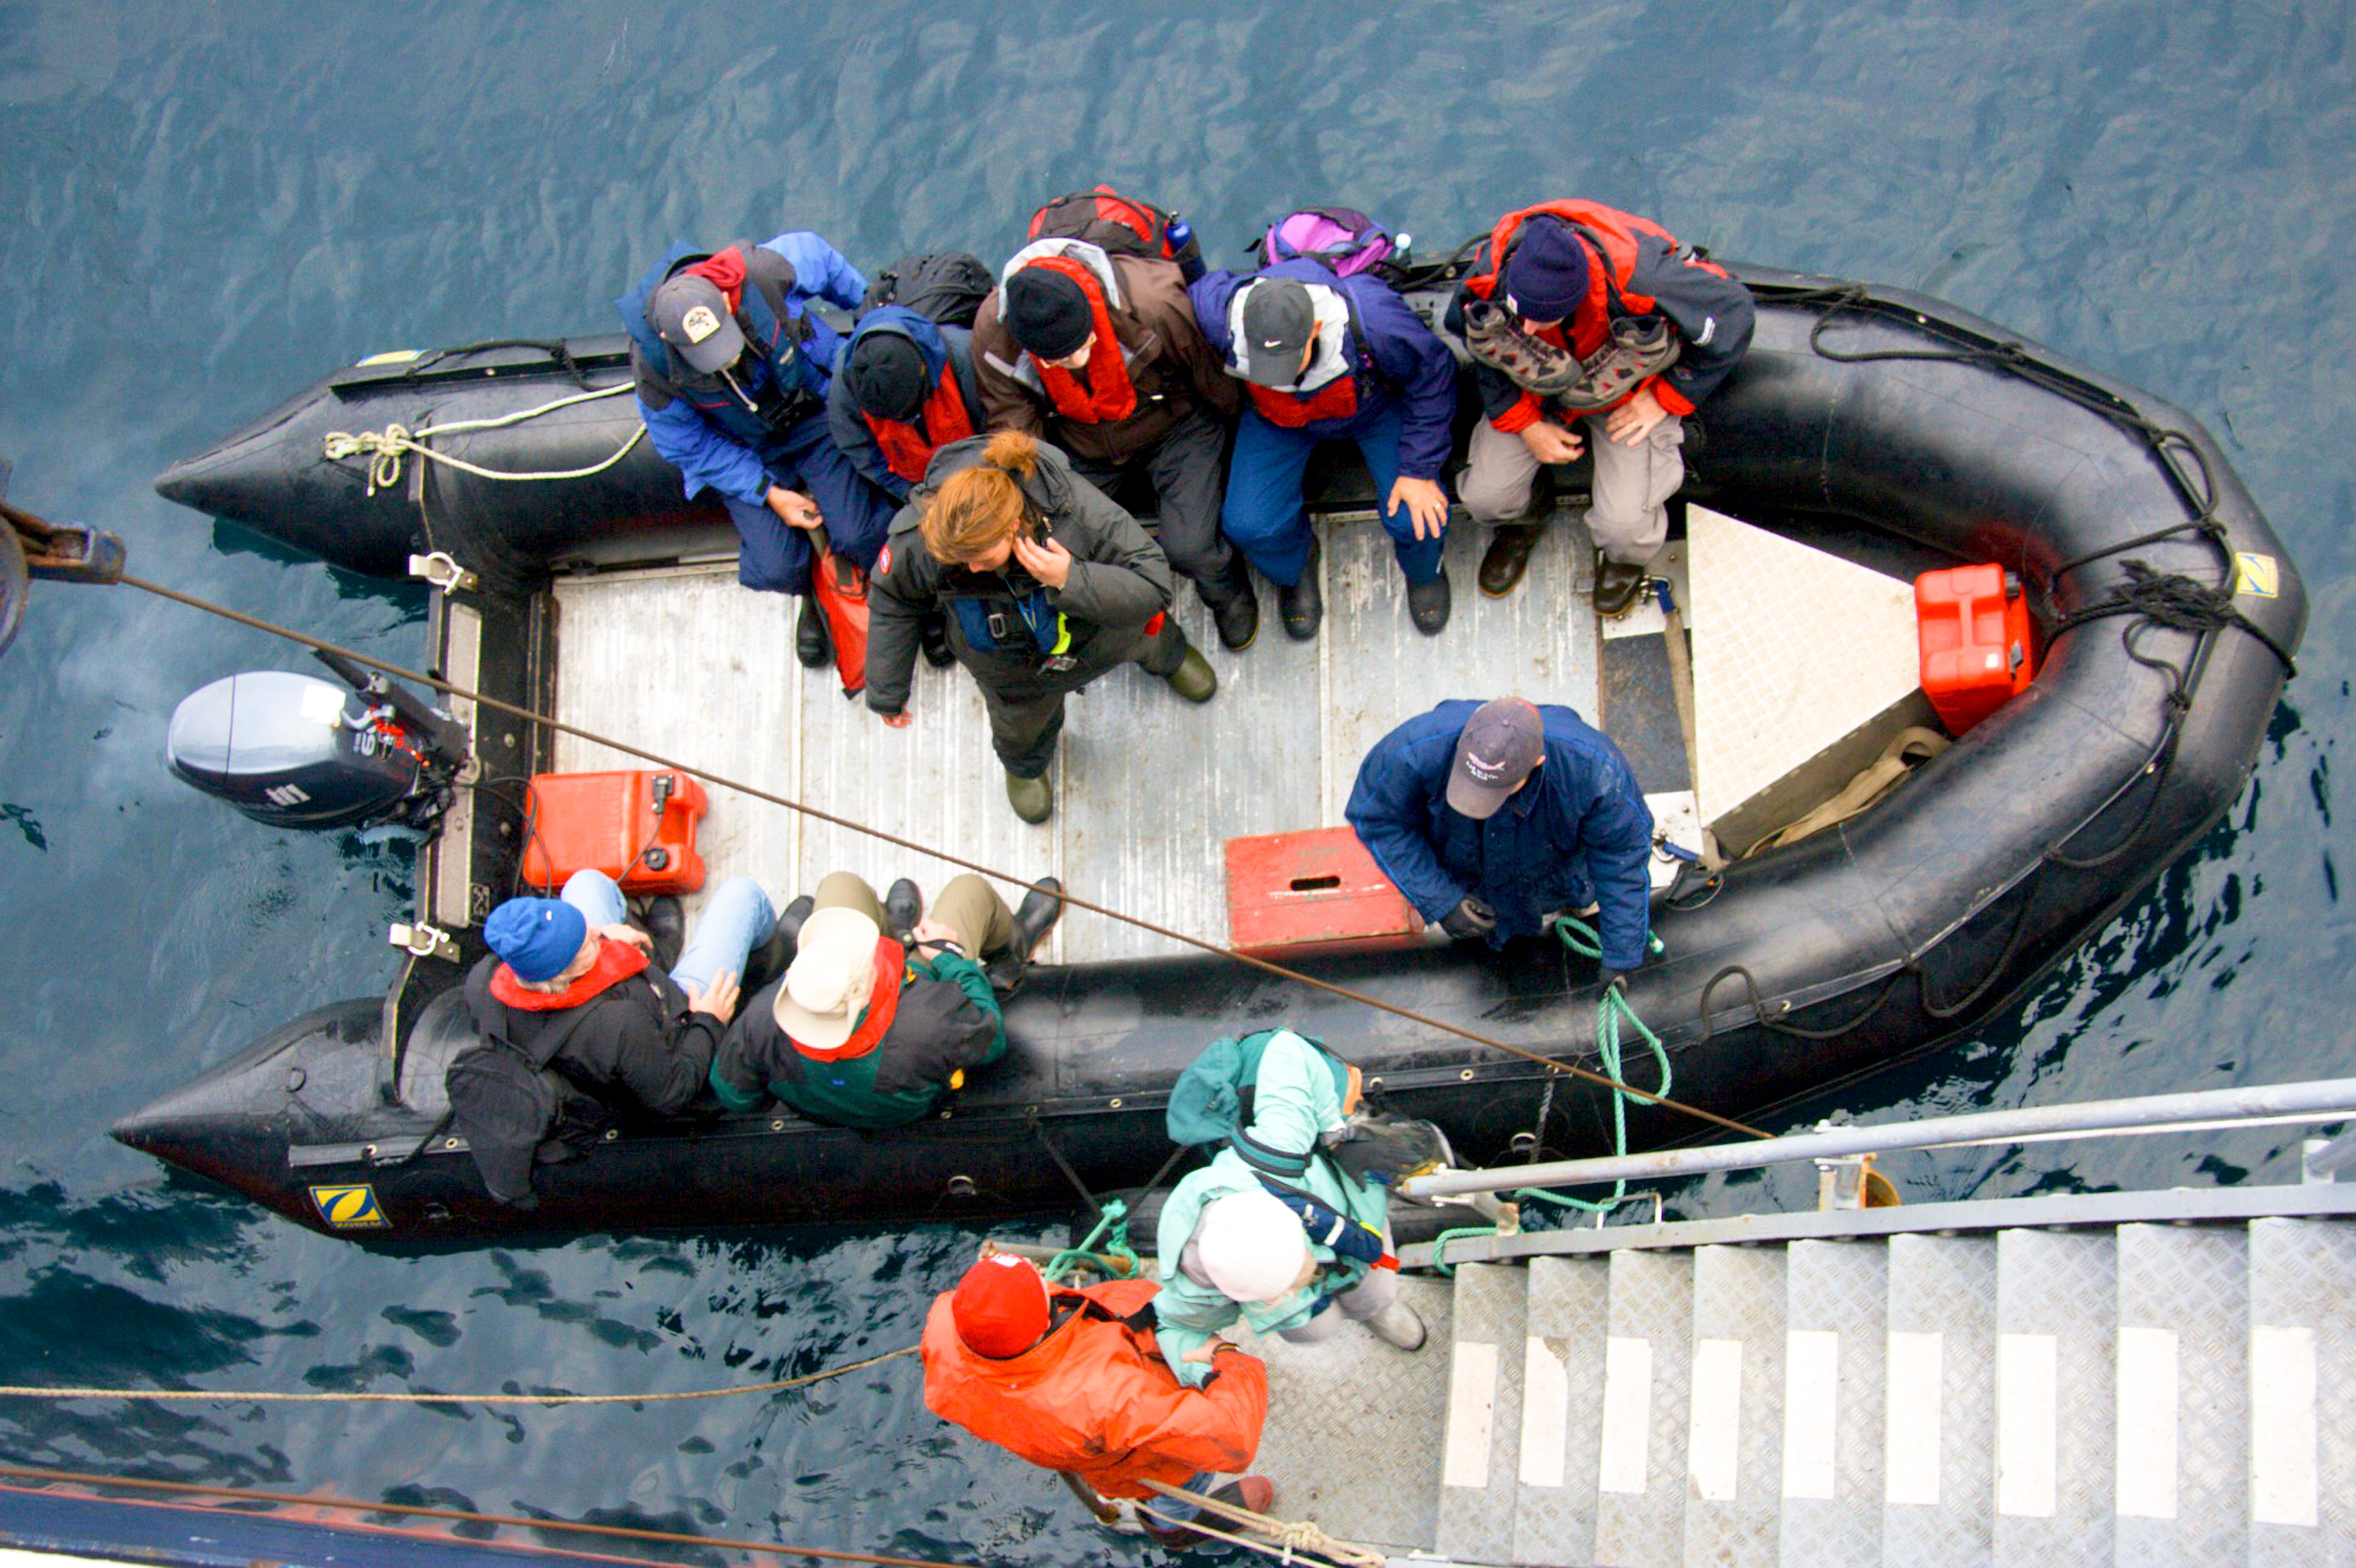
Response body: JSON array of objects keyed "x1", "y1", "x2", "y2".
[{"x1": 1228, "y1": 1077, "x2": 2356, "y2": 1568}]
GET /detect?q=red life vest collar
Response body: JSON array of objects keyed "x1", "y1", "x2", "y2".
[
  {"x1": 1467, "y1": 200, "x2": 1670, "y2": 360},
  {"x1": 1021, "y1": 257, "x2": 1140, "y2": 425},
  {"x1": 1247, "y1": 374, "x2": 1359, "y2": 428},
  {"x1": 490, "y1": 939, "x2": 650, "y2": 1011},
  {"x1": 862, "y1": 361, "x2": 978, "y2": 484},
  {"x1": 789, "y1": 938, "x2": 905, "y2": 1062}
]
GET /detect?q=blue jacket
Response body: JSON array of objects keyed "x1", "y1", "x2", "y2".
[
  {"x1": 1345, "y1": 700, "x2": 1655, "y2": 968},
  {"x1": 614, "y1": 232, "x2": 868, "y2": 507},
  {"x1": 824, "y1": 309, "x2": 983, "y2": 503},
  {"x1": 1188, "y1": 258, "x2": 1457, "y2": 481}
]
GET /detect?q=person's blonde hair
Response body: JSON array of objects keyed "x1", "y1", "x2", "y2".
[{"x1": 923, "y1": 431, "x2": 1039, "y2": 564}]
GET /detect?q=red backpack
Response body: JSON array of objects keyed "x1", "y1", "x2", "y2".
[{"x1": 1026, "y1": 184, "x2": 1204, "y2": 279}]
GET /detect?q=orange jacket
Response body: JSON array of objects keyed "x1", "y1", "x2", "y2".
[{"x1": 919, "y1": 1277, "x2": 1268, "y2": 1499}]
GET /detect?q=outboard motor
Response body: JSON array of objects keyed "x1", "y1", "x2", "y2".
[{"x1": 166, "y1": 652, "x2": 470, "y2": 833}]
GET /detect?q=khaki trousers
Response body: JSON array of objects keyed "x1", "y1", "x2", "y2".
[
  {"x1": 1458, "y1": 412, "x2": 1685, "y2": 566},
  {"x1": 812, "y1": 871, "x2": 1017, "y2": 959}
]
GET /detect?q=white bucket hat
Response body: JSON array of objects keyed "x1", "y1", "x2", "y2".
[
  {"x1": 1195, "y1": 1188, "x2": 1311, "y2": 1305},
  {"x1": 774, "y1": 907, "x2": 883, "y2": 1052}
]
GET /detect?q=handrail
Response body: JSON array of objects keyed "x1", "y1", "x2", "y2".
[{"x1": 1399, "y1": 1077, "x2": 2356, "y2": 1200}]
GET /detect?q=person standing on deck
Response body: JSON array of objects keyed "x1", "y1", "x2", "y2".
[
  {"x1": 972, "y1": 238, "x2": 1260, "y2": 653},
  {"x1": 709, "y1": 871, "x2": 1062, "y2": 1129},
  {"x1": 616, "y1": 232, "x2": 898, "y2": 670},
  {"x1": 1152, "y1": 1028, "x2": 1430, "y2": 1379},
  {"x1": 1188, "y1": 261, "x2": 1460, "y2": 639},
  {"x1": 1445, "y1": 200, "x2": 1755, "y2": 616},
  {"x1": 922, "y1": 1252, "x2": 1275, "y2": 1549},
  {"x1": 1346, "y1": 697, "x2": 1655, "y2": 987},
  {"x1": 864, "y1": 430, "x2": 1218, "y2": 825}
]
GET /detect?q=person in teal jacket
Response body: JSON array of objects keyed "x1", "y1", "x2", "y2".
[
  {"x1": 710, "y1": 871, "x2": 1058, "y2": 1129},
  {"x1": 1151, "y1": 1029, "x2": 1427, "y2": 1386}
]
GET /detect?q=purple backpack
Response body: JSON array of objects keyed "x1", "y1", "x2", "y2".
[{"x1": 1259, "y1": 206, "x2": 1402, "y2": 279}]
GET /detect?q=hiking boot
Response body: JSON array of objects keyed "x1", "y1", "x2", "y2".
[
  {"x1": 1592, "y1": 551, "x2": 1650, "y2": 619},
  {"x1": 917, "y1": 609, "x2": 955, "y2": 668},
  {"x1": 1478, "y1": 522, "x2": 1545, "y2": 598},
  {"x1": 1407, "y1": 569, "x2": 1452, "y2": 636},
  {"x1": 989, "y1": 876, "x2": 1064, "y2": 993},
  {"x1": 1209, "y1": 586, "x2": 1260, "y2": 652},
  {"x1": 1139, "y1": 1476, "x2": 1277, "y2": 1550},
  {"x1": 1459, "y1": 298, "x2": 1582, "y2": 391},
  {"x1": 795, "y1": 596, "x2": 832, "y2": 669},
  {"x1": 1004, "y1": 770, "x2": 1052, "y2": 825},
  {"x1": 1363, "y1": 1299, "x2": 1427, "y2": 1352},
  {"x1": 640, "y1": 896, "x2": 685, "y2": 972},
  {"x1": 1164, "y1": 645, "x2": 1218, "y2": 702},
  {"x1": 883, "y1": 878, "x2": 923, "y2": 942},
  {"x1": 1278, "y1": 536, "x2": 1323, "y2": 640}
]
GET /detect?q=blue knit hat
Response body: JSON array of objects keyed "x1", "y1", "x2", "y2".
[
  {"x1": 1501, "y1": 217, "x2": 1591, "y2": 323},
  {"x1": 483, "y1": 896, "x2": 589, "y2": 983}
]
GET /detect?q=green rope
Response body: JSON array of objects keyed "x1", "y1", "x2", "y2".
[
  {"x1": 1427, "y1": 1225, "x2": 1497, "y2": 1278},
  {"x1": 1042, "y1": 1198, "x2": 1139, "y2": 1282},
  {"x1": 1512, "y1": 916, "x2": 1672, "y2": 1215}
]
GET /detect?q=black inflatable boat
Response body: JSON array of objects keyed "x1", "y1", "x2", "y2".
[{"x1": 116, "y1": 265, "x2": 2306, "y2": 1242}]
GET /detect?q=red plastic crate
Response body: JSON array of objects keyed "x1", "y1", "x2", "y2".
[
  {"x1": 1915, "y1": 563, "x2": 2037, "y2": 735},
  {"x1": 520, "y1": 769, "x2": 708, "y2": 896},
  {"x1": 1225, "y1": 828, "x2": 1421, "y2": 955}
]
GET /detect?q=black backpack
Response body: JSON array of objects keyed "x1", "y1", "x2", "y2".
[{"x1": 857, "y1": 252, "x2": 993, "y2": 328}]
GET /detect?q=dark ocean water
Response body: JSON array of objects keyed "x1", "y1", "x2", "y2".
[{"x1": 0, "y1": 1, "x2": 2350, "y2": 1560}]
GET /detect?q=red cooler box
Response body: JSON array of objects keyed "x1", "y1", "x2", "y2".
[
  {"x1": 1915, "y1": 563, "x2": 2037, "y2": 735},
  {"x1": 520, "y1": 769, "x2": 708, "y2": 896},
  {"x1": 1226, "y1": 827, "x2": 1421, "y2": 956}
]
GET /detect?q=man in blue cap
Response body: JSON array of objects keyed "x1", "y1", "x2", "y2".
[{"x1": 461, "y1": 870, "x2": 775, "y2": 1120}]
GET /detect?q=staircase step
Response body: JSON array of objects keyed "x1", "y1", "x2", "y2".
[
  {"x1": 1683, "y1": 1244, "x2": 1787, "y2": 1568},
  {"x1": 1436, "y1": 1262, "x2": 1527, "y2": 1562},
  {"x1": 1991, "y1": 1228, "x2": 2116, "y2": 1566},
  {"x1": 1512, "y1": 1255, "x2": 1613, "y2": 1567},
  {"x1": 2113, "y1": 1222, "x2": 2249, "y2": 1566},
  {"x1": 1882, "y1": 1232, "x2": 1998, "y2": 1568},
  {"x1": 2247, "y1": 1217, "x2": 2356, "y2": 1568},
  {"x1": 1779, "y1": 1238, "x2": 1888, "y2": 1568},
  {"x1": 1593, "y1": 1247, "x2": 1696, "y2": 1568}
]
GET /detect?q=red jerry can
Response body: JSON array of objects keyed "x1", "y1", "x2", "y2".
[
  {"x1": 519, "y1": 769, "x2": 708, "y2": 896},
  {"x1": 1915, "y1": 563, "x2": 2038, "y2": 735},
  {"x1": 1225, "y1": 827, "x2": 1422, "y2": 956}
]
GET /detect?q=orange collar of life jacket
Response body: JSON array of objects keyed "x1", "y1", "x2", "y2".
[
  {"x1": 863, "y1": 364, "x2": 977, "y2": 484},
  {"x1": 490, "y1": 938, "x2": 651, "y2": 1011},
  {"x1": 789, "y1": 937, "x2": 905, "y2": 1062},
  {"x1": 1022, "y1": 257, "x2": 1140, "y2": 424}
]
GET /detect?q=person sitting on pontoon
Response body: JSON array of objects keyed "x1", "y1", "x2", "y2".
[
  {"x1": 1346, "y1": 696, "x2": 1654, "y2": 988},
  {"x1": 923, "y1": 1251, "x2": 1274, "y2": 1548},
  {"x1": 709, "y1": 871, "x2": 1061, "y2": 1129}
]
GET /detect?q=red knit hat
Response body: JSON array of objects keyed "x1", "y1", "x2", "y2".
[{"x1": 952, "y1": 1253, "x2": 1053, "y2": 1358}]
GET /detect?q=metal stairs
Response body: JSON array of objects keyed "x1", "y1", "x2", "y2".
[{"x1": 1412, "y1": 1217, "x2": 2351, "y2": 1568}]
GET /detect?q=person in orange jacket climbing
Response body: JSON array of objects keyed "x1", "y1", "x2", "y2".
[{"x1": 921, "y1": 1251, "x2": 1274, "y2": 1549}]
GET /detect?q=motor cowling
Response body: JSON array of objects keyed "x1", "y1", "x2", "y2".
[{"x1": 167, "y1": 670, "x2": 447, "y2": 831}]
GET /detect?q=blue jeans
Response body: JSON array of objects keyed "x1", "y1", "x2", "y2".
[
  {"x1": 1147, "y1": 1470, "x2": 1221, "y2": 1524},
  {"x1": 720, "y1": 413, "x2": 898, "y2": 596},
  {"x1": 1221, "y1": 403, "x2": 1445, "y2": 587},
  {"x1": 559, "y1": 870, "x2": 776, "y2": 992}
]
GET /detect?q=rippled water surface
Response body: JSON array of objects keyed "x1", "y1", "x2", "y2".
[{"x1": 1, "y1": 3, "x2": 2351, "y2": 1561}]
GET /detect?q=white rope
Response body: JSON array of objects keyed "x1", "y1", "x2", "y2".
[
  {"x1": 1134, "y1": 1481, "x2": 1386, "y2": 1568},
  {"x1": 323, "y1": 382, "x2": 643, "y2": 496}
]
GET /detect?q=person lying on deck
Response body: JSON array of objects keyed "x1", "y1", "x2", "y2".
[{"x1": 709, "y1": 871, "x2": 1062, "y2": 1130}]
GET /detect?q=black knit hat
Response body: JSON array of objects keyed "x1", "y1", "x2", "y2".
[
  {"x1": 1003, "y1": 266, "x2": 1094, "y2": 360},
  {"x1": 844, "y1": 333, "x2": 929, "y2": 422},
  {"x1": 1501, "y1": 216, "x2": 1591, "y2": 324}
]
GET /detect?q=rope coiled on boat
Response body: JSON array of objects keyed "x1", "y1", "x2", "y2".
[{"x1": 322, "y1": 382, "x2": 644, "y2": 496}]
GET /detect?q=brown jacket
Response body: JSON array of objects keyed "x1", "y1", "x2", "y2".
[{"x1": 972, "y1": 245, "x2": 1239, "y2": 466}]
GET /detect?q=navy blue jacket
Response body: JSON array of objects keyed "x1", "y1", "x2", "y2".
[
  {"x1": 1345, "y1": 701, "x2": 1655, "y2": 968},
  {"x1": 614, "y1": 232, "x2": 868, "y2": 507},
  {"x1": 825, "y1": 309, "x2": 984, "y2": 503},
  {"x1": 1189, "y1": 258, "x2": 1457, "y2": 481}
]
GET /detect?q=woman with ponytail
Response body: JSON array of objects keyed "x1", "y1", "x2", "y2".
[{"x1": 864, "y1": 430, "x2": 1218, "y2": 824}]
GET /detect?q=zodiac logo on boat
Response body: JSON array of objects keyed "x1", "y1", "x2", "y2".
[{"x1": 308, "y1": 1183, "x2": 390, "y2": 1229}]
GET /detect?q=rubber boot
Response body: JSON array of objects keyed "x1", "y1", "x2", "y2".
[
  {"x1": 1164, "y1": 645, "x2": 1218, "y2": 702},
  {"x1": 1407, "y1": 568, "x2": 1452, "y2": 636},
  {"x1": 1278, "y1": 535, "x2": 1323, "y2": 640},
  {"x1": 1363, "y1": 1298, "x2": 1427, "y2": 1351},
  {"x1": 1592, "y1": 551, "x2": 1650, "y2": 618},
  {"x1": 1206, "y1": 559, "x2": 1259, "y2": 652},
  {"x1": 883, "y1": 878, "x2": 923, "y2": 942},
  {"x1": 1478, "y1": 522, "x2": 1545, "y2": 597},
  {"x1": 1005, "y1": 769, "x2": 1052, "y2": 825},
  {"x1": 744, "y1": 895, "x2": 812, "y2": 992},
  {"x1": 795, "y1": 595, "x2": 832, "y2": 669},
  {"x1": 988, "y1": 876, "x2": 1064, "y2": 993},
  {"x1": 640, "y1": 896, "x2": 684, "y2": 973}
]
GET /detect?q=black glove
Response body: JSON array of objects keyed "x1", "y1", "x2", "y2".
[
  {"x1": 1329, "y1": 1114, "x2": 1454, "y2": 1190},
  {"x1": 1439, "y1": 897, "x2": 1497, "y2": 940},
  {"x1": 1597, "y1": 966, "x2": 1629, "y2": 995}
]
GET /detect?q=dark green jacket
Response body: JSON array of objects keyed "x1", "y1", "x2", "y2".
[{"x1": 709, "y1": 946, "x2": 1006, "y2": 1129}]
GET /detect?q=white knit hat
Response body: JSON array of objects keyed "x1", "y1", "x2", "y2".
[{"x1": 1195, "y1": 1188, "x2": 1311, "y2": 1304}]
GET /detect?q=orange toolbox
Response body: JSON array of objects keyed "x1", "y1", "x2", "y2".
[
  {"x1": 1226, "y1": 827, "x2": 1421, "y2": 955},
  {"x1": 1915, "y1": 563, "x2": 2038, "y2": 736},
  {"x1": 520, "y1": 769, "x2": 708, "y2": 896}
]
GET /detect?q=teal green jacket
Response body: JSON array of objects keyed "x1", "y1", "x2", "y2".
[
  {"x1": 1151, "y1": 1029, "x2": 1388, "y2": 1386},
  {"x1": 710, "y1": 948, "x2": 1005, "y2": 1130}
]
